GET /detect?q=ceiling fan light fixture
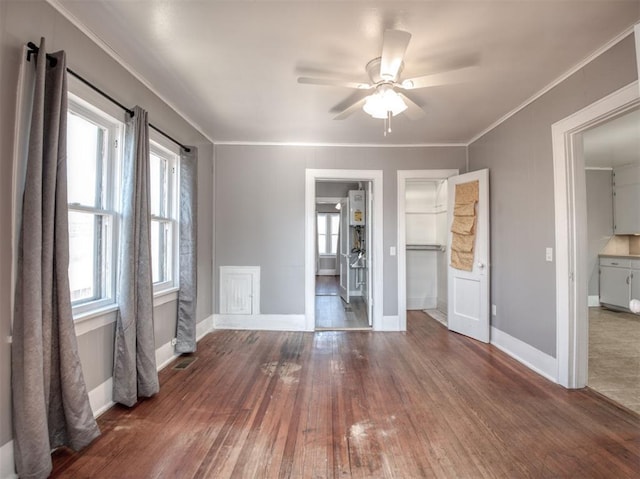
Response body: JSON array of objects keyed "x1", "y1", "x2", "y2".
[{"x1": 362, "y1": 86, "x2": 407, "y2": 119}]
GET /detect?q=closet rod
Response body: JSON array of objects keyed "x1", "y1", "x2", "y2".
[{"x1": 26, "y1": 41, "x2": 191, "y2": 153}]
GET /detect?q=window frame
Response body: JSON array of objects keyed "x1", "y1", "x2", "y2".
[
  {"x1": 67, "y1": 93, "x2": 124, "y2": 317},
  {"x1": 317, "y1": 212, "x2": 339, "y2": 256},
  {"x1": 149, "y1": 132, "x2": 180, "y2": 294}
]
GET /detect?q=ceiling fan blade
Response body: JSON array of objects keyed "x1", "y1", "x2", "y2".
[
  {"x1": 380, "y1": 30, "x2": 411, "y2": 81},
  {"x1": 398, "y1": 92, "x2": 426, "y2": 120},
  {"x1": 401, "y1": 66, "x2": 478, "y2": 90},
  {"x1": 298, "y1": 77, "x2": 371, "y2": 89},
  {"x1": 330, "y1": 90, "x2": 370, "y2": 114},
  {"x1": 333, "y1": 95, "x2": 368, "y2": 120}
]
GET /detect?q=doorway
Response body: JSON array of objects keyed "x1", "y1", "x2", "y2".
[
  {"x1": 315, "y1": 182, "x2": 370, "y2": 330},
  {"x1": 582, "y1": 105, "x2": 640, "y2": 413},
  {"x1": 397, "y1": 170, "x2": 459, "y2": 330},
  {"x1": 552, "y1": 81, "x2": 640, "y2": 389},
  {"x1": 305, "y1": 169, "x2": 383, "y2": 331}
]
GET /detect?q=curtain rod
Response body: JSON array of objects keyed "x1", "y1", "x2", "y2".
[{"x1": 26, "y1": 42, "x2": 191, "y2": 153}]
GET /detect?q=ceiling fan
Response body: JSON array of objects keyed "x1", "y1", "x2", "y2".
[{"x1": 298, "y1": 29, "x2": 475, "y2": 134}]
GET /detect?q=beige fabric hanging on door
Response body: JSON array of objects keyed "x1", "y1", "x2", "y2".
[{"x1": 450, "y1": 180, "x2": 479, "y2": 271}]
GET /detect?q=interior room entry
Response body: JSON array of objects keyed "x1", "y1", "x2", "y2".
[
  {"x1": 315, "y1": 180, "x2": 372, "y2": 330},
  {"x1": 398, "y1": 169, "x2": 490, "y2": 343},
  {"x1": 581, "y1": 105, "x2": 640, "y2": 414}
]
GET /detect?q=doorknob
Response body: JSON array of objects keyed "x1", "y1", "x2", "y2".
[{"x1": 477, "y1": 262, "x2": 485, "y2": 269}]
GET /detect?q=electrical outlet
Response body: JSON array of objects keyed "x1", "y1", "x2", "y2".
[
  {"x1": 171, "y1": 338, "x2": 177, "y2": 346},
  {"x1": 546, "y1": 247, "x2": 553, "y2": 262},
  {"x1": 492, "y1": 304, "x2": 497, "y2": 316}
]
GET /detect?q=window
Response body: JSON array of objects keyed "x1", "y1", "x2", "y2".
[
  {"x1": 67, "y1": 95, "x2": 123, "y2": 314},
  {"x1": 149, "y1": 139, "x2": 178, "y2": 291},
  {"x1": 317, "y1": 213, "x2": 339, "y2": 255}
]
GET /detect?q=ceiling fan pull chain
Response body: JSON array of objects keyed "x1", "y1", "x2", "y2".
[{"x1": 387, "y1": 110, "x2": 392, "y2": 134}]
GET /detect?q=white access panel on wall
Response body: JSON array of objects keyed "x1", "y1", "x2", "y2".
[{"x1": 220, "y1": 266, "x2": 260, "y2": 315}]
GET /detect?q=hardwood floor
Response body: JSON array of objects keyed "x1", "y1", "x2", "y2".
[{"x1": 51, "y1": 312, "x2": 640, "y2": 478}]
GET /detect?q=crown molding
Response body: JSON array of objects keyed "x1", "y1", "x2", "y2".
[{"x1": 212, "y1": 140, "x2": 467, "y2": 148}]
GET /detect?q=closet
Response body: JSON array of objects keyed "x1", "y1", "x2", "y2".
[{"x1": 405, "y1": 179, "x2": 448, "y2": 319}]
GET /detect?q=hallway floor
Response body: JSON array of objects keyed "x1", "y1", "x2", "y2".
[
  {"x1": 588, "y1": 307, "x2": 640, "y2": 414},
  {"x1": 315, "y1": 276, "x2": 369, "y2": 330}
]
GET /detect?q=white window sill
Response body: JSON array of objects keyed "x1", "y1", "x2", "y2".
[
  {"x1": 74, "y1": 304, "x2": 118, "y2": 337},
  {"x1": 153, "y1": 286, "x2": 179, "y2": 306},
  {"x1": 73, "y1": 287, "x2": 180, "y2": 336}
]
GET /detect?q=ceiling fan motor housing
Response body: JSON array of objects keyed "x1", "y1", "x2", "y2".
[{"x1": 366, "y1": 57, "x2": 404, "y2": 84}]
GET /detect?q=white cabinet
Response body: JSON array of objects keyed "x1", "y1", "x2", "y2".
[
  {"x1": 598, "y1": 257, "x2": 640, "y2": 310},
  {"x1": 613, "y1": 165, "x2": 640, "y2": 234},
  {"x1": 632, "y1": 260, "x2": 640, "y2": 301}
]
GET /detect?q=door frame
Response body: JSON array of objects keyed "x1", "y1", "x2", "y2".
[
  {"x1": 552, "y1": 81, "x2": 639, "y2": 388},
  {"x1": 305, "y1": 169, "x2": 383, "y2": 331},
  {"x1": 397, "y1": 169, "x2": 459, "y2": 331}
]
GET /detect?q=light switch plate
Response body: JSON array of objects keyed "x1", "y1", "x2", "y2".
[{"x1": 390, "y1": 246, "x2": 396, "y2": 256}]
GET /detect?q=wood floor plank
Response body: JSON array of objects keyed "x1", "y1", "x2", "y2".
[{"x1": 50, "y1": 312, "x2": 640, "y2": 478}]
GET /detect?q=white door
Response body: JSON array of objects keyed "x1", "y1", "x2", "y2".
[
  {"x1": 447, "y1": 169, "x2": 490, "y2": 343},
  {"x1": 366, "y1": 182, "x2": 373, "y2": 326},
  {"x1": 339, "y1": 198, "x2": 350, "y2": 304}
]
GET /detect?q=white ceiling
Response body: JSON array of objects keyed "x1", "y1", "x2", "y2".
[
  {"x1": 583, "y1": 107, "x2": 640, "y2": 168},
  {"x1": 54, "y1": 1, "x2": 640, "y2": 145}
]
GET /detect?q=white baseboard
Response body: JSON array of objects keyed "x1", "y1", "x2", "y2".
[
  {"x1": 437, "y1": 299, "x2": 447, "y2": 313},
  {"x1": 0, "y1": 440, "x2": 16, "y2": 479},
  {"x1": 377, "y1": 315, "x2": 401, "y2": 331},
  {"x1": 588, "y1": 295, "x2": 600, "y2": 307},
  {"x1": 317, "y1": 269, "x2": 337, "y2": 276},
  {"x1": 214, "y1": 314, "x2": 307, "y2": 331},
  {"x1": 196, "y1": 315, "x2": 214, "y2": 341},
  {"x1": 407, "y1": 296, "x2": 437, "y2": 310},
  {"x1": 156, "y1": 340, "x2": 179, "y2": 371},
  {"x1": 349, "y1": 290, "x2": 362, "y2": 297},
  {"x1": 490, "y1": 326, "x2": 557, "y2": 383},
  {"x1": 88, "y1": 377, "x2": 114, "y2": 418}
]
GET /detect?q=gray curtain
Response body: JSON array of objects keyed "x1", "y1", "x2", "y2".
[
  {"x1": 11, "y1": 38, "x2": 100, "y2": 479},
  {"x1": 175, "y1": 147, "x2": 198, "y2": 353},
  {"x1": 112, "y1": 106, "x2": 159, "y2": 407}
]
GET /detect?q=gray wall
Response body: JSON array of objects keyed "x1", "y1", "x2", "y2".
[
  {"x1": 468, "y1": 35, "x2": 638, "y2": 356},
  {"x1": 0, "y1": 1, "x2": 214, "y2": 449},
  {"x1": 586, "y1": 170, "x2": 614, "y2": 296},
  {"x1": 214, "y1": 145, "x2": 467, "y2": 316}
]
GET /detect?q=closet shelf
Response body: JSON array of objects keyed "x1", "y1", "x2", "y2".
[{"x1": 406, "y1": 244, "x2": 445, "y2": 251}]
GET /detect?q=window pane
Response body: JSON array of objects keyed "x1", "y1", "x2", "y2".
[
  {"x1": 150, "y1": 152, "x2": 168, "y2": 217},
  {"x1": 330, "y1": 214, "x2": 340, "y2": 234},
  {"x1": 317, "y1": 214, "x2": 326, "y2": 234},
  {"x1": 151, "y1": 220, "x2": 173, "y2": 284},
  {"x1": 151, "y1": 220, "x2": 162, "y2": 284},
  {"x1": 318, "y1": 234, "x2": 328, "y2": 255},
  {"x1": 330, "y1": 234, "x2": 338, "y2": 254},
  {"x1": 68, "y1": 211, "x2": 98, "y2": 302},
  {"x1": 67, "y1": 112, "x2": 105, "y2": 207}
]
